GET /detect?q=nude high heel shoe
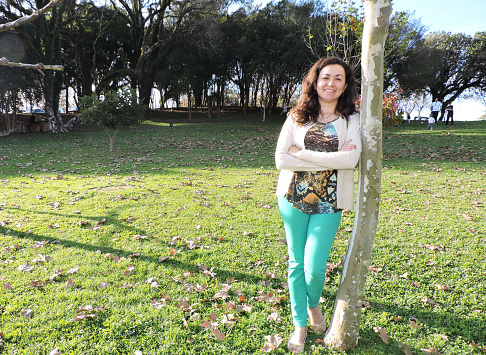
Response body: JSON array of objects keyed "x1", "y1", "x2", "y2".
[
  {"x1": 311, "y1": 319, "x2": 327, "y2": 333},
  {"x1": 287, "y1": 328, "x2": 307, "y2": 353},
  {"x1": 308, "y1": 308, "x2": 327, "y2": 333}
]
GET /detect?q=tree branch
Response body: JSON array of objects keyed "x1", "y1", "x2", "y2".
[
  {"x1": 0, "y1": 57, "x2": 64, "y2": 72},
  {"x1": 0, "y1": 0, "x2": 64, "y2": 33}
]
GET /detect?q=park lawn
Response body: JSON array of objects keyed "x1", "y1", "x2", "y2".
[{"x1": 0, "y1": 112, "x2": 485, "y2": 355}]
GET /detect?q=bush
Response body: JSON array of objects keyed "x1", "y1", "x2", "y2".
[
  {"x1": 355, "y1": 93, "x2": 403, "y2": 128},
  {"x1": 79, "y1": 88, "x2": 146, "y2": 151},
  {"x1": 382, "y1": 93, "x2": 403, "y2": 127}
]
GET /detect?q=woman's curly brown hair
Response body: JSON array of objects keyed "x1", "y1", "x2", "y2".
[{"x1": 290, "y1": 57, "x2": 358, "y2": 126}]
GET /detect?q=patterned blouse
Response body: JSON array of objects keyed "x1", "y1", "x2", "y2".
[{"x1": 285, "y1": 121, "x2": 339, "y2": 214}]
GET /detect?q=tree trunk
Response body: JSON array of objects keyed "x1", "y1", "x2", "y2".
[
  {"x1": 47, "y1": 108, "x2": 67, "y2": 133},
  {"x1": 105, "y1": 123, "x2": 118, "y2": 153},
  {"x1": 323, "y1": 0, "x2": 391, "y2": 351},
  {"x1": 188, "y1": 86, "x2": 192, "y2": 121}
]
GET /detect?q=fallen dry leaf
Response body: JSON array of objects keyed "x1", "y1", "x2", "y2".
[
  {"x1": 368, "y1": 266, "x2": 382, "y2": 274},
  {"x1": 123, "y1": 264, "x2": 135, "y2": 276},
  {"x1": 213, "y1": 328, "x2": 225, "y2": 341},
  {"x1": 71, "y1": 313, "x2": 97, "y2": 322},
  {"x1": 212, "y1": 283, "x2": 231, "y2": 300},
  {"x1": 236, "y1": 304, "x2": 253, "y2": 313},
  {"x1": 373, "y1": 326, "x2": 389, "y2": 345},
  {"x1": 49, "y1": 269, "x2": 65, "y2": 281},
  {"x1": 260, "y1": 334, "x2": 284, "y2": 352},
  {"x1": 435, "y1": 334, "x2": 448, "y2": 341},
  {"x1": 361, "y1": 300, "x2": 374, "y2": 309},
  {"x1": 402, "y1": 343, "x2": 413, "y2": 355},
  {"x1": 32, "y1": 254, "x2": 51, "y2": 263},
  {"x1": 114, "y1": 281, "x2": 133, "y2": 288},
  {"x1": 198, "y1": 265, "x2": 217, "y2": 277},
  {"x1": 20, "y1": 309, "x2": 33, "y2": 318},
  {"x1": 132, "y1": 234, "x2": 148, "y2": 240},
  {"x1": 221, "y1": 313, "x2": 236, "y2": 327},
  {"x1": 421, "y1": 348, "x2": 441, "y2": 355},
  {"x1": 33, "y1": 240, "x2": 48, "y2": 248},
  {"x1": 29, "y1": 280, "x2": 47, "y2": 288},
  {"x1": 225, "y1": 301, "x2": 236, "y2": 310},
  {"x1": 264, "y1": 271, "x2": 278, "y2": 279},
  {"x1": 409, "y1": 319, "x2": 422, "y2": 329},
  {"x1": 268, "y1": 312, "x2": 281, "y2": 323},
  {"x1": 175, "y1": 299, "x2": 193, "y2": 312},
  {"x1": 421, "y1": 296, "x2": 437, "y2": 307},
  {"x1": 200, "y1": 320, "x2": 215, "y2": 330},
  {"x1": 418, "y1": 243, "x2": 445, "y2": 252},
  {"x1": 150, "y1": 299, "x2": 167, "y2": 309},
  {"x1": 67, "y1": 266, "x2": 79, "y2": 274},
  {"x1": 76, "y1": 305, "x2": 105, "y2": 313},
  {"x1": 17, "y1": 263, "x2": 34, "y2": 272}
]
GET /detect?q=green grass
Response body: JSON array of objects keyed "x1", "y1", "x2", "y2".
[{"x1": 0, "y1": 112, "x2": 485, "y2": 354}]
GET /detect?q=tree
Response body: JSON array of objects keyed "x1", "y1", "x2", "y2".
[
  {"x1": 398, "y1": 89, "x2": 430, "y2": 121},
  {"x1": 423, "y1": 32, "x2": 481, "y2": 120},
  {"x1": 0, "y1": 0, "x2": 81, "y2": 132},
  {"x1": 323, "y1": 0, "x2": 391, "y2": 351},
  {"x1": 224, "y1": 1, "x2": 315, "y2": 113},
  {"x1": 78, "y1": 88, "x2": 146, "y2": 152},
  {"x1": 108, "y1": 0, "x2": 228, "y2": 110},
  {"x1": 0, "y1": 0, "x2": 64, "y2": 71},
  {"x1": 383, "y1": 10, "x2": 427, "y2": 91},
  {"x1": 62, "y1": 2, "x2": 134, "y2": 99},
  {"x1": 314, "y1": 0, "x2": 363, "y2": 70}
]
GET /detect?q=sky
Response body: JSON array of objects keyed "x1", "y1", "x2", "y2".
[
  {"x1": 252, "y1": 0, "x2": 486, "y2": 120},
  {"x1": 387, "y1": 0, "x2": 486, "y2": 120},
  {"x1": 254, "y1": 0, "x2": 486, "y2": 36},
  {"x1": 391, "y1": 0, "x2": 485, "y2": 37}
]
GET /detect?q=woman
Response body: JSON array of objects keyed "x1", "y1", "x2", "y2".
[
  {"x1": 445, "y1": 103, "x2": 454, "y2": 125},
  {"x1": 275, "y1": 57, "x2": 361, "y2": 353}
]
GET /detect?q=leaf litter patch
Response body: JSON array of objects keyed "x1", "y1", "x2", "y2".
[{"x1": 96, "y1": 185, "x2": 135, "y2": 192}]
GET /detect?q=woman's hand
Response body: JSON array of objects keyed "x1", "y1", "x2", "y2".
[
  {"x1": 339, "y1": 139, "x2": 357, "y2": 151},
  {"x1": 287, "y1": 145, "x2": 301, "y2": 158}
]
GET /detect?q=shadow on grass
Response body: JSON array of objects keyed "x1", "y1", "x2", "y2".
[
  {"x1": 348, "y1": 300, "x2": 486, "y2": 354},
  {"x1": 1, "y1": 208, "x2": 268, "y2": 285},
  {"x1": 299, "y1": 300, "x2": 486, "y2": 354}
]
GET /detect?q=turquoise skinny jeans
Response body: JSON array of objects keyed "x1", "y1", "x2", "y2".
[{"x1": 278, "y1": 197, "x2": 342, "y2": 328}]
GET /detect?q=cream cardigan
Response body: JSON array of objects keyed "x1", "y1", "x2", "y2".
[{"x1": 275, "y1": 113, "x2": 361, "y2": 211}]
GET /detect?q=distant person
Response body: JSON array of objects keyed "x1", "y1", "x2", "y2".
[
  {"x1": 275, "y1": 57, "x2": 361, "y2": 353},
  {"x1": 445, "y1": 103, "x2": 454, "y2": 125},
  {"x1": 431, "y1": 98, "x2": 442, "y2": 121},
  {"x1": 427, "y1": 113, "x2": 435, "y2": 130}
]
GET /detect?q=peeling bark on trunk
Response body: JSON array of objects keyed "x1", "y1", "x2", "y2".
[
  {"x1": 47, "y1": 108, "x2": 68, "y2": 133},
  {"x1": 45, "y1": 109, "x2": 79, "y2": 133},
  {"x1": 323, "y1": 0, "x2": 391, "y2": 351}
]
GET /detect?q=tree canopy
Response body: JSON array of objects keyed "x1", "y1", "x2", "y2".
[{"x1": 1, "y1": 0, "x2": 485, "y2": 128}]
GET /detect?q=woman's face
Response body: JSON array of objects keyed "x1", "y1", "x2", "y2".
[{"x1": 315, "y1": 64, "x2": 347, "y2": 106}]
